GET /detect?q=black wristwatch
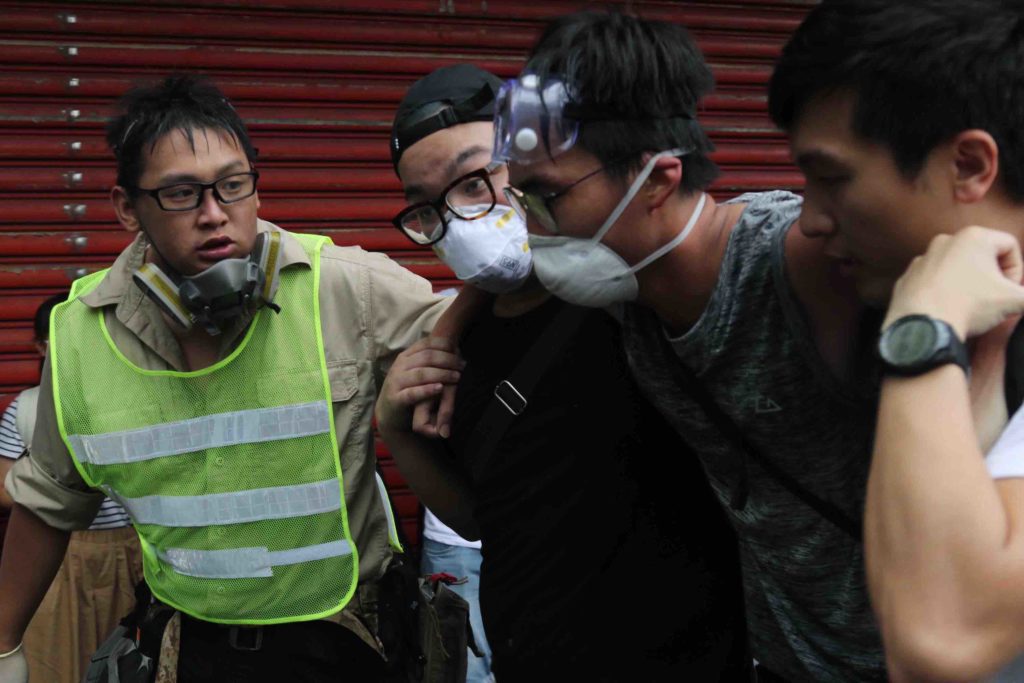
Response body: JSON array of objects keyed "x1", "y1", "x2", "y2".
[{"x1": 877, "y1": 314, "x2": 970, "y2": 377}]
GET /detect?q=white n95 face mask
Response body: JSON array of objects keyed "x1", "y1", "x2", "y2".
[
  {"x1": 432, "y1": 203, "x2": 533, "y2": 294},
  {"x1": 528, "y1": 149, "x2": 704, "y2": 308}
]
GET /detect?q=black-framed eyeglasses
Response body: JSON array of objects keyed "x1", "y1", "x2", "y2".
[
  {"x1": 393, "y1": 161, "x2": 505, "y2": 246},
  {"x1": 133, "y1": 171, "x2": 260, "y2": 212},
  {"x1": 503, "y1": 165, "x2": 606, "y2": 235}
]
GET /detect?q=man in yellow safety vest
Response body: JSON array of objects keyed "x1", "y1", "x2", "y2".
[{"x1": 0, "y1": 74, "x2": 461, "y2": 682}]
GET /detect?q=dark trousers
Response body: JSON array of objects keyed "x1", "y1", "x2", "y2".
[{"x1": 176, "y1": 616, "x2": 385, "y2": 683}]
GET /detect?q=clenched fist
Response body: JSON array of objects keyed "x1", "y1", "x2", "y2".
[{"x1": 884, "y1": 226, "x2": 1024, "y2": 340}]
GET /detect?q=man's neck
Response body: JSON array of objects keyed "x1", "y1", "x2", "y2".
[
  {"x1": 492, "y1": 275, "x2": 552, "y2": 318},
  {"x1": 636, "y1": 195, "x2": 745, "y2": 336}
]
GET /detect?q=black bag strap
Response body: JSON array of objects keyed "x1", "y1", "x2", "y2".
[
  {"x1": 655, "y1": 331, "x2": 862, "y2": 542},
  {"x1": 466, "y1": 302, "x2": 591, "y2": 480}
]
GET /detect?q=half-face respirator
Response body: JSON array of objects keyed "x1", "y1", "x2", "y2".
[{"x1": 132, "y1": 230, "x2": 284, "y2": 336}]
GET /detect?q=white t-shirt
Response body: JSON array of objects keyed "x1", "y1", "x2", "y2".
[
  {"x1": 983, "y1": 405, "x2": 1024, "y2": 681},
  {"x1": 422, "y1": 508, "x2": 481, "y2": 549}
]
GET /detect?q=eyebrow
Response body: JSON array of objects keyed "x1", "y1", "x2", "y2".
[
  {"x1": 404, "y1": 145, "x2": 490, "y2": 202},
  {"x1": 403, "y1": 183, "x2": 425, "y2": 202},
  {"x1": 443, "y1": 145, "x2": 489, "y2": 182},
  {"x1": 156, "y1": 160, "x2": 248, "y2": 186}
]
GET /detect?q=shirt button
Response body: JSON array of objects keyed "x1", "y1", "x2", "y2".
[
  {"x1": 214, "y1": 456, "x2": 225, "y2": 466},
  {"x1": 216, "y1": 528, "x2": 227, "y2": 537},
  {"x1": 216, "y1": 586, "x2": 226, "y2": 595}
]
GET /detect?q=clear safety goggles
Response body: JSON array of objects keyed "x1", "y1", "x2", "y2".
[{"x1": 492, "y1": 74, "x2": 581, "y2": 165}]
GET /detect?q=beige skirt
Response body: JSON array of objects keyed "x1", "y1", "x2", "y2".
[{"x1": 23, "y1": 526, "x2": 143, "y2": 683}]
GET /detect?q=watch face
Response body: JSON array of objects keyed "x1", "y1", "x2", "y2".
[{"x1": 881, "y1": 318, "x2": 939, "y2": 366}]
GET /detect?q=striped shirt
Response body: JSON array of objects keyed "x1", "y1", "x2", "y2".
[
  {"x1": 1, "y1": 396, "x2": 131, "y2": 530},
  {"x1": 0, "y1": 397, "x2": 24, "y2": 460}
]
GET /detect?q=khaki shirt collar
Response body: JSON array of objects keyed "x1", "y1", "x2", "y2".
[{"x1": 77, "y1": 220, "x2": 310, "y2": 370}]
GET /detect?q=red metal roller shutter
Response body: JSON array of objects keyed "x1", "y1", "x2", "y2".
[{"x1": 0, "y1": 0, "x2": 814, "y2": 547}]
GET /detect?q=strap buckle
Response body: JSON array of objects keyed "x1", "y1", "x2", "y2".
[
  {"x1": 228, "y1": 625, "x2": 264, "y2": 652},
  {"x1": 494, "y1": 380, "x2": 527, "y2": 416}
]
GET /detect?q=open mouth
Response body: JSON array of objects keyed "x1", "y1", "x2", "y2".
[{"x1": 197, "y1": 235, "x2": 235, "y2": 261}]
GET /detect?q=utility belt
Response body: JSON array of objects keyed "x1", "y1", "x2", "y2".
[{"x1": 85, "y1": 582, "x2": 368, "y2": 683}]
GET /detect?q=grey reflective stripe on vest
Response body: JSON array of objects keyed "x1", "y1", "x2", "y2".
[
  {"x1": 159, "y1": 540, "x2": 353, "y2": 579},
  {"x1": 68, "y1": 401, "x2": 331, "y2": 465},
  {"x1": 118, "y1": 478, "x2": 342, "y2": 528}
]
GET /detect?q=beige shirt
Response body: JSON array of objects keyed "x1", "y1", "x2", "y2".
[{"x1": 7, "y1": 220, "x2": 447, "y2": 636}]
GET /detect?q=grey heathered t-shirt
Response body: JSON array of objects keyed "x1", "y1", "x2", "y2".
[{"x1": 622, "y1": 191, "x2": 885, "y2": 682}]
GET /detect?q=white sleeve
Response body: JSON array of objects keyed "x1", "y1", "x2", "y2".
[
  {"x1": 0, "y1": 398, "x2": 24, "y2": 460},
  {"x1": 986, "y1": 404, "x2": 1024, "y2": 479}
]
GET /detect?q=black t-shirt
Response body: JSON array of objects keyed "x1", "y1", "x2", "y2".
[{"x1": 448, "y1": 297, "x2": 749, "y2": 681}]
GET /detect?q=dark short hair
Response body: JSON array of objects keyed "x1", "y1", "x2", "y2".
[
  {"x1": 34, "y1": 292, "x2": 68, "y2": 342},
  {"x1": 525, "y1": 11, "x2": 718, "y2": 193},
  {"x1": 769, "y1": 0, "x2": 1024, "y2": 201},
  {"x1": 105, "y1": 74, "x2": 257, "y2": 192}
]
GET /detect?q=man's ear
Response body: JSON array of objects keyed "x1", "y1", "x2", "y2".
[
  {"x1": 644, "y1": 156, "x2": 683, "y2": 211},
  {"x1": 111, "y1": 186, "x2": 142, "y2": 233},
  {"x1": 950, "y1": 129, "x2": 999, "y2": 204}
]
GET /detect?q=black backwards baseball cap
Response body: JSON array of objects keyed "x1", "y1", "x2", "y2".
[{"x1": 391, "y1": 64, "x2": 504, "y2": 176}]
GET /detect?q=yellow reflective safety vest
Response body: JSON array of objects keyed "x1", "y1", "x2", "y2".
[{"x1": 51, "y1": 233, "x2": 358, "y2": 625}]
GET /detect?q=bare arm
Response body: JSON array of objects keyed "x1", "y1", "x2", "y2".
[
  {"x1": 867, "y1": 368, "x2": 1024, "y2": 680},
  {"x1": 413, "y1": 286, "x2": 491, "y2": 438},
  {"x1": 378, "y1": 429, "x2": 479, "y2": 540},
  {"x1": 376, "y1": 337, "x2": 479, "y2": 540},
  {"x1": 430, "y1": 285, "x2": 490, "y2": 341},
  {"x1": 866, "y1": 228, "x2": 1024, "y2": 680},
  {"x1": 0, "y1": 504, "x2": 69, "y2": 651}
]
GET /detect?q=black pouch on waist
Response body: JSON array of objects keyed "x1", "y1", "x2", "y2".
[
  {"x1": 378, "y1": 553, "x2": 424, "y2": 682},
  {"x1": 417, "y1": 576, "x2": 480, "y2": 683}
]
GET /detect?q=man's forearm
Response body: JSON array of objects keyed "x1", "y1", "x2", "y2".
[
  {"x1": 0, "y1": 504, "x2": 69, "y2": 650},
  {"x1": 431, "y1": 286, "x2": 490, "y2": 340},
  {"x1": 866, "y1": 366, "x2": 1016, "y2": 677},
  {"x1": 379, "y1": 429, "x2": 479, "y2": 540}
]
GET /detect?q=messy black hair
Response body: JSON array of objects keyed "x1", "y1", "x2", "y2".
[
  {"x1": 105, "y1": 74, "x2": 257, "y2": 192},
  {"x1": 769, "y1": 0, "x2": 1024, "y2": 201},
  {"x1": 525, "y1": 10, "x2": 718, "y2": 193}
]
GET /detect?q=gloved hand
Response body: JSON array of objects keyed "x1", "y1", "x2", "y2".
[{"x1": 0, "y1": 643, "x2": 27, "y2": 683}]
